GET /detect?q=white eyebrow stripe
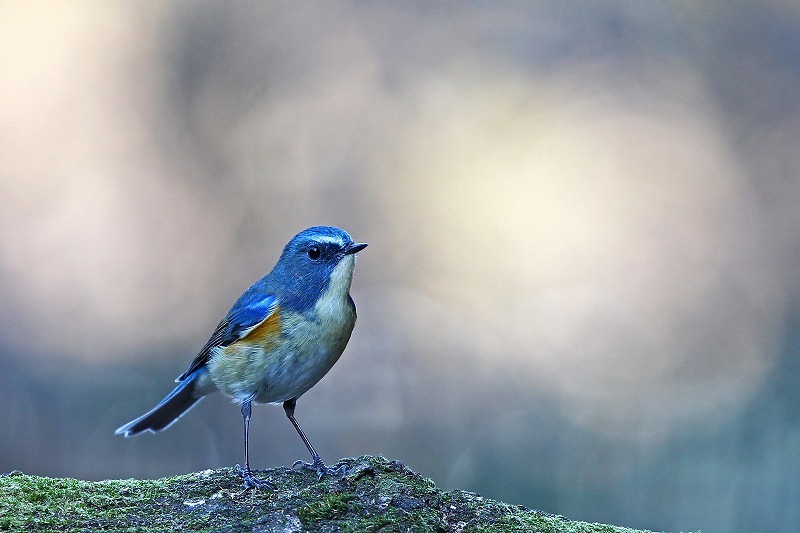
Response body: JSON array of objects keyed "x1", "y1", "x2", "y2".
[{"x1": 313, "y1": 235, "x2": 346, "y2": 246}]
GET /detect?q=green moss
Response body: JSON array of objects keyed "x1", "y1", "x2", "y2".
[
  {"x1": 0, "y1": 456, "x2": 665, "y2": 532},
  {"x1": 297, "y1": 491, "x2": 357, "y2": 523}
]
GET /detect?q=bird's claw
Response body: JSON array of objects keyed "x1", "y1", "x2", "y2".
[
  {"x1": 292, "y1": 457, "x2": 347, "y2": 480},
  {"x1": 235, "y1": 464, "x2": 273, "y2": 490}
]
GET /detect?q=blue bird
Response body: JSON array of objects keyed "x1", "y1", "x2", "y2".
[{"x1": 116, "y1": 226, "x2": 367, "y2": 488}]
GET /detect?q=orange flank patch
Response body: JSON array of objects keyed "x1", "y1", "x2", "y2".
[{"x1": 240, "y1": 306, "x2": 282, "y2": 347}]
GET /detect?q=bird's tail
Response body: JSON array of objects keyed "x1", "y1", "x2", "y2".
[{"x1": 115, "y1": 367, "x2": 214, "y2": 437}]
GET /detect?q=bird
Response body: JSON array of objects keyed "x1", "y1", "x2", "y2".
[{"x1": 115, "y1": 226, "x2": 367, "y2": 489}]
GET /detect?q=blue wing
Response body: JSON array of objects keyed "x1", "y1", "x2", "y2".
[{"x1": 177, "y1": 290, "x2": 279, "y2": 381}]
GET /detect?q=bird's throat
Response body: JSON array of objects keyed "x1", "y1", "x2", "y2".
[{"x1": 314, "y1": 254, "x2": 355, "y2": 318}]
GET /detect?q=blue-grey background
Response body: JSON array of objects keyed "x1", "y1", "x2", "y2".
[{"x1": 1, "y1": 2, "x2": 799, "y2": 532}]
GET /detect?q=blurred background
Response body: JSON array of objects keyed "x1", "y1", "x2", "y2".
[{"x1": 1, "y1": 1, "x2": 799, "y2": 531}]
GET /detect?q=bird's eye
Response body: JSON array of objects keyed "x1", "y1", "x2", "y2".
[{"x1": 307, "y1": 246, "x2": 321, "y2": 259}]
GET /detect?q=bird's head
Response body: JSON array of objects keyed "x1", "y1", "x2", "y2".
[{"x1": 272, "y1": 226, "x2": 367, "y2": 310}]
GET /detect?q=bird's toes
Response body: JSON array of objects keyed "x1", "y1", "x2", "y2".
[
  {"x1": 235, "y1": 464, "x2": 274, "y2": 490},
  {"x1": 292, "y1": 458, "x2": 346, "y2": 480}
]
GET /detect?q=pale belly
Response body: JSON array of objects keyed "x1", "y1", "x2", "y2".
[{"x1": 207, "y1": 306, "x2": 355, "y2": 404}]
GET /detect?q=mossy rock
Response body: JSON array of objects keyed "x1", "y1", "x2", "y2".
[{"x1": 0, "y1": 455, "x2": 657, "y2": 532}]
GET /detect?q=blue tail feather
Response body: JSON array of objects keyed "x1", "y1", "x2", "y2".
[{"x1": 115, "y1": 368, "x2": 209, "y2": 437}]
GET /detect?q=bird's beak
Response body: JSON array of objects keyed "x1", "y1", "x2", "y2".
[{"x1": 344, "y1": 242, "x2": 368, "y2": 255}]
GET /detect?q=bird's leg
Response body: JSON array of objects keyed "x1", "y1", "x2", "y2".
[
  {"x1": 284, "y1": 398, "x2": 346, "y2": 479},
  {"x1": 235, "y1": 399, "x2": 272, "y2": 489}
]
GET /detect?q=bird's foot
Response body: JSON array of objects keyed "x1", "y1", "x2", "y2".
[
  {"x1": 292, "y1": 456, "x2": 347, "y2": 480},
  {"x1": 235, "y1": 464, "x2": 274, "y2": 490}
]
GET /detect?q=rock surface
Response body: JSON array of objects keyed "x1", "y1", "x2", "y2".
[{"x1": 0, "y1": 455, "x2": 655, "y2": 532}]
